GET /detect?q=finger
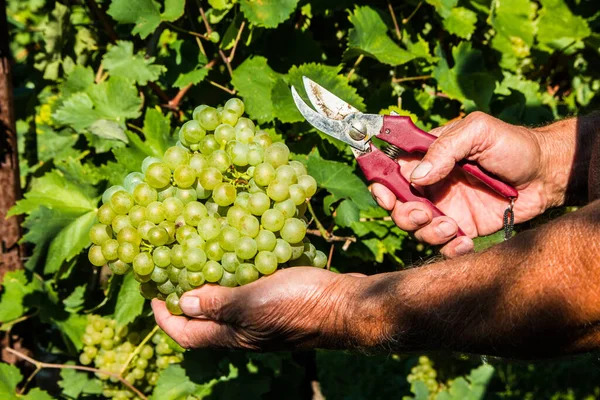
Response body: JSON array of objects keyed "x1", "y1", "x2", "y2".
[
  {"x1": 152, "y1": 299, "x2": 235, "y2": 349},
  {"x1": 410, "y1": 112, "x2": 492, "y2": 186},
  {"x1": 389, "y1": 201, "x2": 433, "y2": 231},
  {"x1": 413, "y1": 216, "x2": 460, "y2": 245},
  {"x1": 179, "y1": 284, "x2": 239, "y2": 320},
  {"x1": 370, "y1": 183, "x2": 396, "y2": 210},
  {"x1": 439, "y1": 236, "x2": 475, "y2": 259}
]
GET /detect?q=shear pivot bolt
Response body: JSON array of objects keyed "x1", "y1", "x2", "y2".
[{"x1": 349, "y1": 121, "x2": 367, "y2": 141}]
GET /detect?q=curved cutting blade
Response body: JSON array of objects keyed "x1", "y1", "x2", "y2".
[{"x1": 302, "y1": 76, "x2": 359, "y2": 120}]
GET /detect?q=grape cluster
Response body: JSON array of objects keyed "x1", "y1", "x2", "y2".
[
  {"x1": 80, "y1": 315, "x2": 183, "y2": 399},
  {"x1": 88, "y1": 98, "x2": 326, "y2": 314},
  {"x1": 406, "y1": 356, "x2": 440, "y2": 396}
]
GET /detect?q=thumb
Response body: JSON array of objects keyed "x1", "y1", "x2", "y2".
[
  {"x1": 179, "y1": 284, "x2": 238, "y2": 320},
  {"x1": 410, "y1": 114, "x2": 490, "y2": 186}
]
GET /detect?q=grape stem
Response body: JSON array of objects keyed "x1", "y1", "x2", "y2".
[
  {"x1": 306, "y1": 201, "x2": 330, "y2": 240},
  {"x1": 119, "y1": 325, "x2": 160, "y2": 375},
  {"x1": 198, "y1": 6, "x2": 233, "y2": 77},
  {"x1": 388, "y1": 2, "x2": 402, "y2": 41},
  {"x1": 5, "y1": 347, "x2": 148, "y2": 400},
  {"x1": 391, "y1": 75, "x2": 432, "y2": 84},
  {"x1": 306, "y1": 229, "x2": 357, "y2": 245}
]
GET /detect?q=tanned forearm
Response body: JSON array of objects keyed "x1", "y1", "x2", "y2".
[{"x1": 352, "y1": 200, "x2": 600, "y2": 359}]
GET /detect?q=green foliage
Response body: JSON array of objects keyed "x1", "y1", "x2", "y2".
[{"x1": 5, "y1": 0, "x2": 600, "y2": 398}]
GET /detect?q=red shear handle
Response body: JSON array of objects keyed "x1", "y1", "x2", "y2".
[
  {"x1": 357, "y1": 148, "x2": 466, "y2": 237},
  {"x1": 378, "y1": 115, "x2": 519, "y2": 199}
]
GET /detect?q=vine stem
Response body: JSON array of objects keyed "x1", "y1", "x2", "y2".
[
  {"x1": 391, "y1": 74, "x2": 431, "y2": 84},
  {"x1": 306, "y1": 202, "x2": 330, "y2": 240},
  {"x1": 6, "y1": 347, "x2": 148, "y2": 400},
  {"x1": 306, "y1": 229, "x2": 356, "y2": 245},
  {"x1": 346, "y1": 54, "x2": 364, "y2": 80},
  {"x1": 208, "y1": 80, "x2": 236, "y2": 95},
  {"x1": 198, "y1": 6, "x2": 233, "y2": 77},
  {"x1": 228, "y1": 21, "x2": 246, "y2": 63},
  {"x1": 402, "y1": 1, "x2": 423, "y2": 25},
  {"x1": 119, "y1": 325, "x2": 159, "y2": 375},
  {"x1": 388, "y1": 2, "x2": 402, "y2": 40}
]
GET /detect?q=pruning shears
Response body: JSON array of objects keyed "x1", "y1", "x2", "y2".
[{"x1": 291, "y1": 77, "x2": 518, "y2": 237}]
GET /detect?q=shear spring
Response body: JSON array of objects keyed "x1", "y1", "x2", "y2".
[
  {"x1": 503, "y1": 198, "x2": 515, "y2": 241},
  {"x1": 381, "y1": 144, "x2": 402, "y2": 159}
]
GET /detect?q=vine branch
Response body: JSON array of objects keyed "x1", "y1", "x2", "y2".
[
  {"x1": 306, "y1": 202, "x2": 330, "y2": 240},
  {"x1": 199, "y1": 6, "x2": 233, "y2": 77},
  {"x1": 119, "y1": 325, "x2": 159, "y2": 375},
  {"x1": 388, "y1": 3, "x2": 402, "y2": 40},
  {"x1": 6, "y1": 347, "x2": 148, "y2": 400}
]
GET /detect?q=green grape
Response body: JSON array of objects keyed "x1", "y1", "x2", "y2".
[
  {"x1": 89, "y1": 245, "x2": 107, "y2": 266},
  {"x1": 253, "y1": 163, "x2": 276, "y2": 186},
  {"x1": 79, "y1": 353, "x2": 92, "y2": 365},
  {"x1": 203, "y1": 260, "x2": 223, "y2": 282},
  {"x1": 264, "y1": 142, "x2": 290, "y2": 168},
  {"x1": 212, "y1": 183, "x2": 236, "y2": 206},
  {"x1": 162, "y1": 197, "x2": 184, "y2": 221},
  {"x1": 236, "y1": 263, "x2": 259, "y2": 285},
  {"x1": 90, "y1": 224, "x2": 113, "y2": 245},
  {"x1": 221, "y1": 252, "x2": 240, "y2": 273},
  {"x1": 235, "y1": 237, "x2": 257, "y2": 260},
  {"x1": 163, "y1": 146, "x2": 190, "y2": 170},
  {"x1": 239, "y1": 214, "x2": 260, "y2": 237},
  {"x1": 183, "y1": 248, "x2": 207, "y2": 271},
  {"x1": 110, "y1": 191, "x2": 134, "y2": 215},
  {"x1": 205, "y1": 239, "x2": 224, "y2": 261},
  {"x1": 176, "y1": 225, "x2": 197, "y2": 243},
  {"x1": 157, "y1": 185, "x2": 176, "y2": 202},
  {"x1": 132, "y1": 368, "x2": 145, "y2": 380},
  {"x1": 153, "y1": 246, "x2": 171, "y2": 267},
  {"x1": 288, "y1": 184, "x2": 306, "y2": 205},
  {"x1": 102, "y1": 185, "x2": 126, "y2": 204},
  {"x1": 166, "y1": 293, "x2": 183, "y2": 315},
  {"x1": 219, "y1": 226, "x2": 240, "y2": 251},
  {"x1": 84, "y1": 346, "x2": 98, "y2": 359},
  {"x1": 195, "y1": 181, "x2": 212, "y2": 200},
  {"x1": 112, "y1": 215, "x2": 132, "y2": 233},
  {"x1": 189, "y1": 153, "x2": 208, "y2": 174},
  {"x1": 159, "y1": 220, "x2": 177, "y2": 243},
  {"x1": 192, "y1": 105, "x2": 208, "y2": 121},
  {"x1": 234, "y1": 191, "x2": 250, "y2": 210},
  {"x1": 214, "y1": 124, "x2": 236, "y2": 144},
  {"x1": 236, "y1": 127, "x2": 254, "y2": 143},
  {"x1": 199, "y1": 135, "x2": 220, "y2": 155},
  {"x1": 168, "y1": 265, "x2": 181, "y2": 283},
  {"x1": 229, "y1": 141, "x2": 249, "y2": 166},
  {"x1": 187, "y1": 271, "x2": 205, "y2": 287},
  {"x1": 117, "y1": 226, "x2": 142, "y2": 246},
  {"x1": 173, "y1": 165, "x2": 196, "y2": 188},
  {"x1": 219, "y1": 270, "x2": 237, "y2": 287},
  {"x1": 248, "y1": 192, "x2": 270, "y2": 216},
  {"x1": 255, "y1": 251, "x2": 278, "y2": 275},
  {"x1": 274, "y1": 199, "x2": 296, "y2": 219},
  {"x1": 124, "y1": 172, "x2": 145, "y2": 193},
  {"x1": 145, "y1": 163, "x2": 172, "y2": 189},
  {"x1": 253, "y1": 132, "x2": 272, "y2": 149},
  {"x1": 267, "y1": 180, "x2": 290, "y2": 202},
  {"x1": 220, "y1": 109, "x2": 238, "y2": 126},
  {"x1": 137, "y1": 220, "x2": 155, "y2": 241},
  {"x1": 255, "y1": 230, "x2": 277, "y2": 251},
  {"x1": 118, "y1": 242, "x2": 139, "y2": 263},
  {"x1": 297, "y1": 175, "x2": 317, "y2": 198},
  {"x1": 248, "y1": 178, "x2": 266, "y2": 195},
  {"x1": 275, "y1": 165, "x2": 297, "y2": 185},
  {"x1": 261, "y1": 209, "x2": 285, "y2": 232},
  {"x1": 140, "y1": 344, "x2": 154, "y2": 359},
  {"x1": 247, "y1": 145, "x2": 264, "y2": 166},
  {"x1": 148, "y1": 226, "x2": 169, "y2": 246},
  {"x1": 108, "y1": 260, "x2": 130, "y2": 275},
  {"x1": 181, "y1": 120, "x2": 206, "y2": 144},
  {"x1": 304, "y1": 242, "x2": 317, "y2": 259},
  {"x1": 199, "y1": 167, "x2": 222, "y2": 190},
  {"x1": 198, "y1": 107, "x2": 220, "y2": 131},
  {"x1": 235, "y1": 117, "x2": 255, "y2": 131},
  {"x1": 97, "y1": 204, "x2": 116, "y2": 225},
  {"x1": 313, "y1": 250, "x2": 327, "y2": 268},
  {"x1": 171, "y1": 244, "x2": 184, "y2": 267},
  {"x1": 289, "y1": 160, "x2": 308, "y2": 177},
  {"x1": 288, "y1": 253, "x2": 314, "y2": 267},
  {"x1": 133, "y1": 252, "x2": 154, "y2": 275},
  {"x1": 157, "y1": 280, "x2": 176, "y2": 295},
  {"x1": 142, "y1": 156, "x2": 162, "y2": 173},
  {"x1": 182, "y1": 202, "x2": 207, "y2": 226},
  {"x1": 296, "y1": 202, "x2": 308, "y2": 218},
  {"x1": 273, "y1": 239, "x2": 292, "y2": 263},
  {"x1": 225, "y1": 98, "x2": 245, "y2": 117},
  {"x1": 197, "y1": 216, "x2": 220, "y2": 240},
  {"x1": 289, "y1": 241, "x2": 305, "y2": 260},
  {"x1": 146, "y1": 201, "x2": 166, "y2": 224},
  {"x1": 151, "y1": 267, "x2": 169, "y2": 284},
  {"x1": 175, "y1": 187, "x2": 197, "y2": 204},
  {"x1": 128, "y1": 205, "x2": 146, "y2": 227},
  {"x1": 281, "y1": 218, "x2": 307, "y2": 243},
  {"x1": 209, "y1": 149, "x2": 232, "y2": 173}
]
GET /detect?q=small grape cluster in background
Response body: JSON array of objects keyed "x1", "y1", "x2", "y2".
[{"x1": 88, "y1": 98, "x2": 326, "y2": 314}]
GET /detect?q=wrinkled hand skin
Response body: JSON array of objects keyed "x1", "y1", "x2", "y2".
[
  {"x1": 370, "y1": 112, "x2": 581, "y2": 258},
  {"x1": 152, "y1": 268, "x2": 385, "y2": 351}
]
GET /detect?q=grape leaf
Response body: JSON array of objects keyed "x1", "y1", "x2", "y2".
[
  {"x1": 334, "y1": 200, "x2": 360, "y2": 228},
  {"x1": 346, "y1": 6, "x2": 417, "y2": 66},
  {"x1": 232, "y1": 56, "x2": 281, "y2": 124},
  {"x1": 173, "y1": 68, "x2": 210, "y2": 88},
  {"x1": 62, "y1": 65, "x2": 94, "y2": 97},
  {"x1": 0, "y1": 363, "x2": 21, "y2": 400},
  {"x1": 306, "y1": 152, "x2": 375, "y2": 210},
  {"x1": 536, "y1": 0, "x2": 591, "y2": 51},
  {"x1": 59, "y1": 369, "x2": 103, "y2": 398},
  {"x1": 103, "y1": 41, "x2": 166, "y2": 85},
  {"x1": 52, "y1": 313, "x2": 88, "y2": 350},
  {"x1": 114, "y1": 273, "x2": 145, "y2": 327},
  {"x1": 0, "y1": 271, "x2": 42, "y2": 323},
  {"x1": 425, "y1": 0, "x2": 458, "y2": 18},
  {"x1": 432, "y1": 42, "x2": 495, "y2": 112},
  {"x1": 239, "y1": 0, "x2": 299, "y2": 28},
  {"x1": 152, "y1": 365, "x2": 198, "y2": 400},
  {"x1": 63, "y1": 285, "x2": 87, "y2": 312},
  {"x1": 22, "y1": 388, "x2": 55, "y2": 400},
  {"x1": 108, "y1": 0, "x2": 186, "y2": 39},
  {"x1": 443, "y1": 7, "x2": 477, "y2": 39}
]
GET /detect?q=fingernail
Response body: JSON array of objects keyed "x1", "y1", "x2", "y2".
[
  {"x1": 436, "y1": 221, "x2": 457, "y2": 238},
  {"x1": 455, "y1": 240, "x2": 473, "y2": 256},
  {"x1": 180, "y1": 296, "x2": 200, "y2": 315},
  {"x1": 411, "y1": 162, "x2": 432, "y2": 180},
  {"x1": 409, "y1": 210, "x2": 429, "y2": 226}
]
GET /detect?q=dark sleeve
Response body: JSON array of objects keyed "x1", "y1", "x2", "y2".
[{"x1": 589, "y1": 122, "x2": 600, "y2": 202}]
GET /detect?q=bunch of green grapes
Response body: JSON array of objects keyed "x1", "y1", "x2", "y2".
[
  {"x1": 80, "y1": 315, "x2": 183, "y2": 399},
  {"x1": 88, "y1": 98, "x2": 326, "y2": 314},
  {"x1": 406, "y1": 356, "x2": 440, "y2": 397}
]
